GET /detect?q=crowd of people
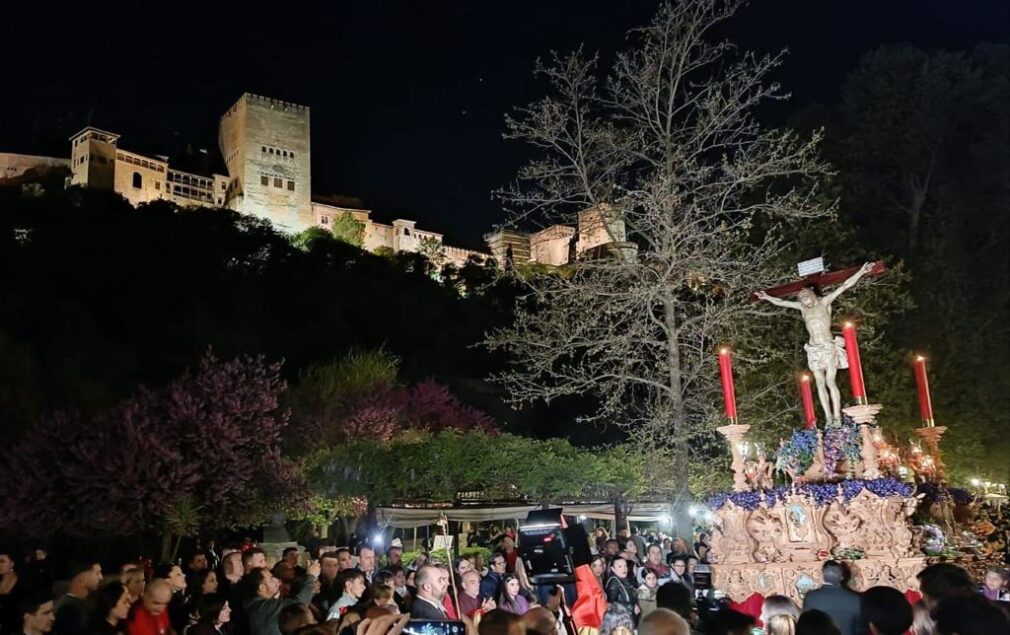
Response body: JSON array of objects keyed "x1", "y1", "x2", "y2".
[{"x1": 0, "y1": 524, "x2": 1007, "y2": 635}]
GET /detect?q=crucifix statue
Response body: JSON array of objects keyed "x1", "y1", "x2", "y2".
[{"x1": 755, "y1": 260, "x2": 883, "y2": 425}]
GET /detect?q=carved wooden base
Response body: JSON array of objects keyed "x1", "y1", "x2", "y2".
[
  {"x1": 709, "y1": 489, "x2": 923, "y2": 602},
  {"x1": 712, "y1": 557, "x2": 926, "y2": 604}
]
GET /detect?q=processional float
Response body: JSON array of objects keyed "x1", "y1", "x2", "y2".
[{"x1": 707, "y1": 258, "x2": 952, "y2": 604}]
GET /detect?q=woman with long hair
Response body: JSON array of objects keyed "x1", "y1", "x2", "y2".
[
  {"x1": 186, "y1": 593, "x2": 231, "y2": 635},
  {"x1": 496, "y1": 574, "x2": 530, "y2": 616},
  {"x1": 90, "y1": 582, "x2": 133, "y2": 635},
  {"x1": 764, "y1": 614, "x2": 797, "y2": 635},
  {"x1": 604, "y1": 558, "x2": 639, "y2": 623}
]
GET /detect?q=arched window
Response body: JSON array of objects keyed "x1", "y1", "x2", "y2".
[{"x1": 132, "y1": 172, "x2": 142, "y2": 189}]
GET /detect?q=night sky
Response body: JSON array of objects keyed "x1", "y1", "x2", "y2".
[{"x1": 2, "y1": 1, "x2": 1007, "y2": 249}]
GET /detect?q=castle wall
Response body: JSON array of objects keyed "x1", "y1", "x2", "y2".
[
  {"x1": 576, "y1": 206, "x2": 626, "y2": 256},
  {"x1": 530, "y1": 225, "x2": 575, "y2": 266},
  {"x1": 0, "y1": 153, "x2": 69, "y2": 183},
  {"x1": 114, "y1": 150, "x2": 167, "y2": 206}
]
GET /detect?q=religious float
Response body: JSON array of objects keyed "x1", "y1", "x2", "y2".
[{"x1": 704, "y1": 259, "x2": 974, "y2": 605}]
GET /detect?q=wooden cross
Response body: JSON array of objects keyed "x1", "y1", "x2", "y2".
[{"x1": 749, "y1": 260, "x2": 887, "y2": 302}]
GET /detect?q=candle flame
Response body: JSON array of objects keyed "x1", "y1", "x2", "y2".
[
  {"x1": 719, "y1": 347, "x2": 730, "y2": 355},
  {"x1": 915, "y1": 355, "x2": 926, "y2": 362},
  {"x1": 844, "y1": 321, "x2": 854, "y2": 328},
  {"x1": 800, "y1": 373, "x2": 810, "y2": 382}
]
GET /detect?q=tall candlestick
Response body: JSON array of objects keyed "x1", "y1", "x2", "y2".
[
  {"x1": 718, "y1": 347, "x2": 738, "y2": 422},
  {"x1": 799, "y1": 372, "x2": 817, "y2": 429},
  {"x1": 914, "y1": 355, "x2": 934, "y2": 427},
  {"x1": 842, "y1": 322, "x2": 867, "y2": 404}
]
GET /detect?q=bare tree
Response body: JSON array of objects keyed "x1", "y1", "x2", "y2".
[{"x1": 486, "y1": 0, "x2": 835, "y2": 528}]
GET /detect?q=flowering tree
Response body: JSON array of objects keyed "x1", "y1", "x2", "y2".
[
  {"x1": 0, "y1": 352, "x2": 309, "y2": 540},
  {"x1": 287, "y1": 350, "x2": 494, "y2": 451}
]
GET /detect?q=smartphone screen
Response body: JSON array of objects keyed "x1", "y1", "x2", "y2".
[{"x1": 403, "y1": 620, "x2": 467, "y2": 635}]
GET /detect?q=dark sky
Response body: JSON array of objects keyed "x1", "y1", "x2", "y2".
[{"x1": 2, "y1": 1, "x2": 1007, "y2": 248}]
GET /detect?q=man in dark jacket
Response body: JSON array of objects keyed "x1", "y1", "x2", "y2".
[
  {"x1": 243, "y1": 561, "x2": 319, "y2": 635},
  {"x1": 801, "y1": 561, "x2": 862, "y2": 635},
  {"x1": 479, "y1": 552, "x2": 507, "y2": 602},
  {"x1": 410, "y1": 566, "x2": 449, "y2": 620}
]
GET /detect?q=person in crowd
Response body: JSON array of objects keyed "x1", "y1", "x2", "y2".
[
  {"x1": 495, "y1": 575, "x2": 529, "y2": 617},
  {"x1": 433, "y1": 565, "x2": 458, "y2": 620},
  {"x1": 480, "y1": 552, "x2": 507, "y2": 602},
  {"x1": 759, "y1": 595, "x2": 799, "y2": 627},
  {"x1": 371, "y1": 571, "x2": 406, "y2": 615},
  {"x1": 522, "y1": 606, "x2": 558, "y2": 635},
  {"x1": 332, "y1": 550, "x2": 352, "y2": 574},
  {"x1": 981, "y1": 567, "x2": 1010, "y2": 602},
  {"x1": 458, "y1": 570, "x2": 495, "y2": 620},
  {"x1": 1, "y1": 548, "x2": 26, "y2": 635},
  {"x1": 641, "y1": 546, "x2": 671, "y2": 585},
  {"x1": 860, "y1": 586, "x2": 912, "y2": 635},
  {"x1": 668, "y1": 557, "x2": 688, "y2": 588},
  {"x1": 187, "y1": 594, "x2": 232, "y2": 635},
  {"x1": 500, "y1": 537, "x2": 519, "y2": 575},
  {"x1": 478, "y1": 609, "x2": 525, "y2": 635},
  {"x1": 604, "y1": 540, "x2": 621, "y2": 559},
  {"x1": 121, "y1": 571, "x2": 146, "y2": 605},
  {"x1": 188, "y1": 571, "x2": 218, "y2": 608},
  {"x1": 217, "y1": 554, "x2": 243, "y2": 603},
  {"x1": 794, "y1": 609, "x2": 840, "y2": 635},
  {"x1": 355, "y1": 547, "x2": 375, "y2": 585},
  {"x1": 638, "y1": 608, "x2": 689, "y2": 635},
  {"x1": 54, "y1": 561, "x2": 104, "y2": 635},
  {"x1": 655, "y1": 582, "x2": 700, "y2": 634},
  {"x1": 668, "y1": 539, "x2": 689, "y2": 561},
  {"x1": 91, "y1": 582, "x2": 132, "y2": 635},
  {"x1": 763, "y1": 614, "x2": 796, "y2": 635},
  {"x1": 280, "y1": 551, "x2": 298, "y2": 572},
  {"x1": 325, "y1": 570, "x2": 366, "y2": 620},
  {"x1": 621, "y1": 540, "x2": 640, "y2": 566},
  {"x1": 385, "y1": 541, "x2": 403, "y2": 568},
  {"x1": 270, "y1": 563, "x2": 296, "y2": 600},
  {"x1": 800, "y1": 560, "x2": 861, "y2": 635},
  {"x1": 275, "y1": 603, "x2": 313, "y2": 635},
  {"x1": 909, "y1": 601, "x2": 936, "y2": 635},
  {"x1": 152, "y1": 565, "x2": 188, "y2": 634},
  {"x1": 686, "y1": 557, "x2": 698, "y2": 581},
  {"x1": 21, "y1": 593, "x2": 57, "y2": 635},
  {"x1": 707, "y1": 610, "x2": 755, "y2": 635},
  {"x1": 932, "y1": 592, "x2": 1010, "y2": 635},
  {"x1": 410, "y1": 566, "x2": 449, "y2": 620},
  {"x1": 384, "y1": 566, "x2": 410, "y2": 611},
  {"x1": 590, "y1": 556, "x2": 607, "y2": 591},
  {"x1": 916, "y1": 563, "x2": 975, "y2": 611},
  {"x1": 187, "y1": 554, "x2": 209, "y2": 577},
  {"x1": 660, "y1": 539, "x2": 673, "y2": 563},
  {"x1": 242, "y1": 560, "x2": 318, "y2": 635},
  {"x1": 630, "y1": 528, "x2": 648, "y2": 561},
  {"x1": 604, "y1": 558, "x2": 639, "y2": 622},
  {"x1": 600, "y1": 603, "x2": 635, "y2": 635},
  {"x1": 693, "y1": 535, "x2": 710, "y2": 564},
  {"x1": 241, "y1": 553, "x2": 266, "y2": 578},
  {"x1": 126, "y1": 579, "x2": 174, "y2": 635},
  {"x1": 595, "y1": 528, "x2": 610, "y2": 555},
  {"x1": 637, "y1": 570, "x2": 659, "y2": 617}
]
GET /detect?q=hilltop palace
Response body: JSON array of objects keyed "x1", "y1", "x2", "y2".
[{"x1": 0, "y1": 93, "x2": 624, "y2": 268}]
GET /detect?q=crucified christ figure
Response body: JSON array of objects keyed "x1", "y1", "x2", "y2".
[{"x1": 756, "y1": 262, "x2": 875, "y2": 426}]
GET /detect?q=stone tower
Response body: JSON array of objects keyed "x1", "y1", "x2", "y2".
[
  {"x1": 218, "y1": 93, "x2": 312, "y2": 233},
  {"x1": 69, "y1": 128, "x2": 119, "y2": 191}
]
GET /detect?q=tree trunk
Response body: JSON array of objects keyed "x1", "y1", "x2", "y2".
[{"x1": 664, "y1": 298, "x2": 693, "y2": 538}]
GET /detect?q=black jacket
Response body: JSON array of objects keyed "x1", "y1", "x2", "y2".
[
  {"x1": 409, "y1": 597, "x2": 447, "y2": 620},
  {"x1": 802, "y1": 584, "x2": 863, "y2": 635}
]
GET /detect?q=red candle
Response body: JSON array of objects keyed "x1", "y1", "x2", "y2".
[
  {"x1": 914, "y1": 355, "x2": 934, "y2": 426},
  {"x1": 842, "y1": 322, "x2": 866, "y2": 403},
  {"x1": 718, "y1": 347, "x2": 738, "y2": 421},
  {"x1": 799, "y1": 373, "x2": 817, "y2": 429}
]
